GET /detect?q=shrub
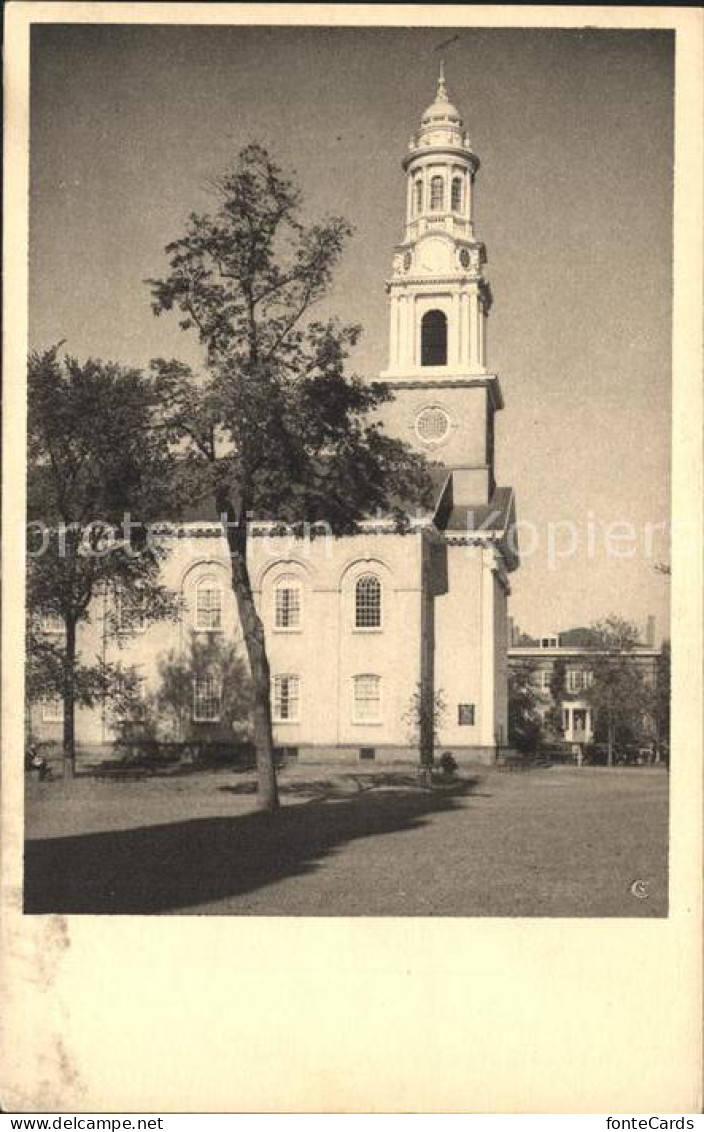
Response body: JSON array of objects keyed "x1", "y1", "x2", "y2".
[{"x1": 438, "y1": 751, "x2": 458, "y2": 777}]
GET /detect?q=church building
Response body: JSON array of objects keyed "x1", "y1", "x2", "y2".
[{"x1": 31, "y1": 70, "x2": 519, "y2": 765}]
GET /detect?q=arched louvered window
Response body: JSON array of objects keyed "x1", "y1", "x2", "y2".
[
  {"x1": 355, "y1": 574, "x2": 382, "y2": 629},
  {"x1": 421, "y1": 310, "x2": 448, "y2": 367},
  {"x1": 451, "y1": 176, "x2": 462, "y2": 212},
  {"x1": 430, "y1": 176, "x2": 444, "y2": 211}
]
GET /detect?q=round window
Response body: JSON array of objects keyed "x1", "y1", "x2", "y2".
[{"x1": 415, "y1": 406, "x2": 450, "y2": 444}]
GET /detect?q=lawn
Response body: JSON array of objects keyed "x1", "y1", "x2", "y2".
[{"x1": 24, "y1": 762, "x2": 669, "y2": 917}]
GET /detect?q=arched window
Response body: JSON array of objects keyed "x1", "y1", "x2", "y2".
[
  {"x1": 355, "y1": 574, "x2": 382, "y2": 629},
  {"x1": 421, "y1": 310, "x2": 448, "y2": 367},
  {"x1": 353, "y1": 675, "x2": 382, "y2": 723},
  {"x1": 274, "y1": 574, "x2": 302, "y2": 630},
  {"x1": 194, "y1": 575, "x2": 222, "y2": 631},
  {"x1": 430, "y1": 176, "x2": 444, "y2": 211},
  {"x1": 415, "y1": 179, "x2": 423, "y2": 214},
  {"x1": 451, "y1": 176, "x2": 462, "y2": 212}
]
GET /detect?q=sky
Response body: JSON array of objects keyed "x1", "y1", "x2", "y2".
[{"x1": 28, "y1": 23, "x2": 674, "y2": 641}]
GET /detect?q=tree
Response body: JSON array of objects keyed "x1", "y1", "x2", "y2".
[
  {"x1": 403, "y1": 683, "x2": 447, "y2": 784},
  {"x1": 585, "y1": 615, "x2": 654, "y2": 766},
  {"x1": 148, "y1": 144, "x2": 431, "y2": 812},
  {"x1": 27, "y1": 347, "x2": 179, "y2": 778},
  {"x1": 508, "y1": 661, "x2": 543, "y2": 753},
  {"x1": 134, "y1": 632, "x2": 254, "y2": 746},
  {"x1": 655, "y1": 639, "x2": 670, "y2": 757}
]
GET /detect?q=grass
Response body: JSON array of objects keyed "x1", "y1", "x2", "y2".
[{"x1": 24, "y1": 761, "x2": 669, "y2": 917}]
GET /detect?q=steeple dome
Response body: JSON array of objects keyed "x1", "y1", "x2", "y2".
[
  {"x1": 403, "y1": 64, "x2": 478, "y2": 172},
  {"x1": 421, "y1": 62, "x2": 462, "y2": 126}
]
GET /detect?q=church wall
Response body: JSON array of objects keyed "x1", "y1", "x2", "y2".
[
  {"x1": 250, "y1": 529, "x2": 425, "y2": 753},
  {"x1": 429, "y1": 543, "x2": 508, "y2": 764},
  {"x1": 30, "y1": 528, "x2": 427, "y2": 759},
  {"x1": 432, "y1": 543, "x2": 484, "y2": 751}
]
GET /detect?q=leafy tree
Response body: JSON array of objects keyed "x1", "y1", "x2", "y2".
[
  {"x1": 585, "y1": 615, "x2": 654, "y2": 766},
  {"x1": 508, "y1": 660, "x2": 543, "y2": 753},
  {"x1": 655, "y1": 639, "x2": 670, "y2": 756},
  {"x1": 513, "y1": 630, "x2": 538, "y2": 646},
  {"x1": 148, "y1": 144, "x2": 431, "y2": 811},
  {"x1": 130, "y1": 632, "x2": 254, "y2": 746},
  {"x1": 27, "y1": 347, "x2": 179, "y2": 778}
]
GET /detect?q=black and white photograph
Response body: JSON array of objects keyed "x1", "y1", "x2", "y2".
[{"x1": 3, "y1": 2, "x2": 702, "y2": 1115}]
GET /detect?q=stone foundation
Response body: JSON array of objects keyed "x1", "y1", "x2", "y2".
[{"x1": 294, "y1": 744, "x2": 498, "y2": 767}]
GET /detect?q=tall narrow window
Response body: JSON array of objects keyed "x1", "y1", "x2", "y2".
[
  {"x1": 415, "y1": 179, "x2": 423, "y2": 214},
  {"x1": 568, "y1": 669, "x2": 587, "y2": 693},
  {"x1": 451, "y1": 176, "x2": 462, "y2": 211},
  {"x1": 193, "y1": 675, "x2": 221, "y2": 722},
  {"x1": 421, "y1": 310, "x2": 448, "y2": 367},
  {"x1": 430, "y1": 176, "x2": 444, "y2": 211},
  {"x1": 273, "y1": 674, "x2": 300, "y2": 723},
  {"x1": 353, "y1": 675, "x2": 382, "y2": 723},
  {"x1": 195, "y1": 576, "x2": 222, "y2": 631},
  {"x1": 274, "y1": 575, "x2": 302, "y2": 630},
  {"x1": 355, "y1": 574, "x2": 382, "y2": 629}
]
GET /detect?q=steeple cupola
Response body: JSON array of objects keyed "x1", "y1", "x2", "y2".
[{"x1": 400, "y1": 64, "x2": 481, "y2": 249}]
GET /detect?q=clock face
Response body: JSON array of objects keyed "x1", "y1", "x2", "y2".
[
  {"x1": 459, "y1": 248, "x2": 471, "y2": 269},
  {"x1": 417, "y1": 236, "x2": 453, "y2": 274},
  {"x1": 403, "y1": 251, "x2": 412, "y2": 271}
]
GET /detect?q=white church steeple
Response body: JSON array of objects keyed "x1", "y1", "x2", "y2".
[
  {"x1": 380, "y1": 69, "x2": 506, "y2": 508},
  {"x1": 382, "y1": 66, "x2": 492, "y2": 380}
]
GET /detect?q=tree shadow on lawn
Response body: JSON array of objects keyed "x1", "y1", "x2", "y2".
[{"x1": 24, "y1": 777, "x2": 481, "y2": 915}]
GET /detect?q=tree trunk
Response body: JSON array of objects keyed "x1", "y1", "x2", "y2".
[
  {"x1": 218, "y1": 499, "x2": 278, "y2": 813},
  {"x1": 62, "y1": 617, "x2": 77, "y2": 780},
  {"x1": 419, "y1": 686, "x2": 435, "y2": 775}
]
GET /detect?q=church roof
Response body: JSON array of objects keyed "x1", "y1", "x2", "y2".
[
  {"x1": 444, "y1": 485, "x2": 514, "y2": 534},
  {"x1": 438, "y1": 482, "x2": 519, "y2": 572}
]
